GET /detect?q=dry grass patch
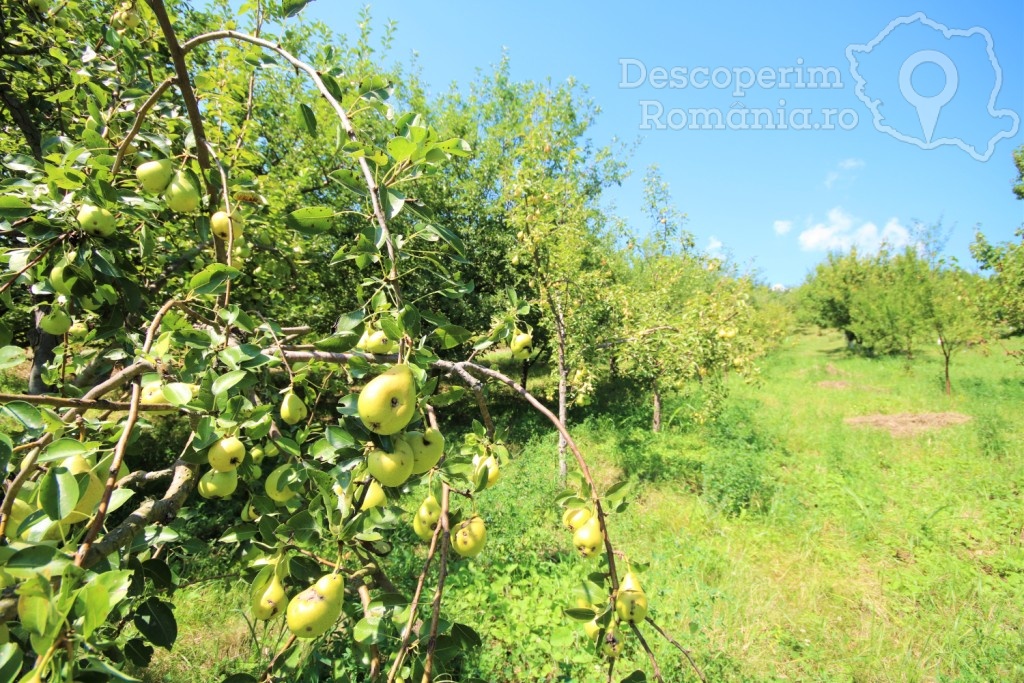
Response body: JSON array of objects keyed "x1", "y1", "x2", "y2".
[{"x1": 844, "y1": 412, "x2": 972, "y2": 438}]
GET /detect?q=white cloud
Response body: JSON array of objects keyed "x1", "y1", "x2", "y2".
[
  {"x1": 771, "y1": 283, "x2": 787, "y2": 292},
  {"x1": 773, "y1": 219, "x2": 793, "y2": 235},
  {"x1": 797, "y1": 207, "x2": 910, "y2": 253},
  {"x1": 706, "y1": 236, "x2": 723, "y2": 253},
  {"x1": 824, "y1": 158, "x2": 865, "y2": 189}
]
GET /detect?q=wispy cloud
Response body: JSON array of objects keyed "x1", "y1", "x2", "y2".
[
  {"x1": 773, "y1": 219, "x2": 793, "y2": 235},
  {"x1": 797, "y1": 207, "x2": 910, "y2": 252},
  {"x1": 824, "y1": 158, "x2": 865, "y2": 189},
  {"x1": 706, "y1": 236, "x2": 723, "y2": 254}
]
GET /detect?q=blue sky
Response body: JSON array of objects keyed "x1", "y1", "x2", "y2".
[{"x1": 298, "y1": 1, "x2": 1024, "y2": 287}]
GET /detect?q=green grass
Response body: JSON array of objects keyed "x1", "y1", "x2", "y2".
[{"x1": 147, "y1": 330, "x2": 1024, "y2": 681}]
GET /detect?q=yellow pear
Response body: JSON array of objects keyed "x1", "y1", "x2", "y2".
[
  {"x1": 357, "y1": 365, "x2": 417, "y2": 435},
  {"x1": 450, "y1": 516, "x2": 486, "y2": 558},
  {"x1": 252, "y1": 574, "x2": 287, "y2": 620},
  {"x1": 286, "y1": 585, "x2": 342, "y2": 638},
  {"x1": 197, "y1": 468, "x2": 238, "y2": 499},
  {"x1": 412, "y1": 512, "x2": 434, "y2": 541},
  {"x1": 573, "y1": 516, "x2": 602, "y2": 559},
  {"x1": 561, "y1": 506, "x2": 592, "y2": 532},
  {"x1": 313, "y1": 573, "x2": 345, "y2": 603}
]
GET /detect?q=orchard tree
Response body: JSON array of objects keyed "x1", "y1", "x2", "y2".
[
  {"x1": 926, "y1": 264, "x2": 988, "y2": 394},
  {"x1": 0, "y1": 2, "x2": 702, "y2": 682},
  {"x1": 613, "y1": 168, "x2": 761, "y2": 431}
]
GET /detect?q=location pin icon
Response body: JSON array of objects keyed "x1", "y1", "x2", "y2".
[{"x1": 898, "y1": 50, "x2": 958, "y2": 143}]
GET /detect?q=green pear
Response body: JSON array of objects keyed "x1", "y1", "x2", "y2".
[
  {"x1": 573, "y1": 516, "x2": 602, "y2": 559},
  {"x1": 164, "y1": 171, "x2": 200, "y2": 213},
  {"x1": 279, "y1": 390, "x2": 308, "y2": 426},
  {"x1": 136, "y1": 159, "x2": 174, "y2": 193},
  {"x1": 208, "y1": 436, "x2": 245, "y2": 472},
  {"x1": 366, "y1": 439, "x2": 414, "y2": 487},
  {"x1": 404, "y1": 428, "x2": 445, "y2": 474},
  {"x1": 197, "y1": 468, "x2": 238, "y2": 499},
  {"x1": 252, "y1": 574, "x2": 287, "y2": 620},
  {"x1": 211, "y1": 210, "x2": 244, "y2": 241},
  {"x1": 412, "y1": 511, "x2": 434, "y2": 541},
  {"x1": 313, "y1": 573, "x2": 345, "y2": 603},
  {"x1": 286, "y1": 585, "x2": 342, "y2": 638},
  {"x1": 357, "y1": 365, "x2": 417, "y2": 435},
  {"x1": 77, "y1": 205, "x2": 116, "y2": 237},
  {"x1": 39, "y1": 309, "x2": 72, "y2": 335}
]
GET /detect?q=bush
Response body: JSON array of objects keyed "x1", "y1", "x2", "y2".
[{"x1": 702, "y1": 447, "x2": 774, "y2": 515}]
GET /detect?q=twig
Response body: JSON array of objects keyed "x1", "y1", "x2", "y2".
[
  {"x1": 420, "y1": 484, "x2": 452, "y2": 683},
  {"x1": 110, "y1": 76, "x2": 175, "y2": 177},
  {"x1": 645, "y1": 617, "x2": 707, "y2": 683},
  {"x1": 629, "y1": 622, "x2": 664, "y2": 683},
  {"x1": 0, "y1": 393, "x2": 178, "y2": 412}
]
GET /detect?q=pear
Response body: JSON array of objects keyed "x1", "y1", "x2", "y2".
[
  {"x1": 573, "y1": 516, "x2": 602, "y2": 559},
  {"x1": 615, "y1": 571, "x2": 649, "y2": 623},
  {"x1": 405, "y1": 428, "x2": 445, "y2": 474},
  {"x1": 164, "y1": 171, "x2": 200, "y2": 213},
  {"x1": 62, "y1": 454, "x2": 104, "y2": 517},
  {"x1": 286, "y1": 583, "x2": 342, "y2": 638},
  {"x1": 358, "y1": 480, "x2": 386, "y2": 510},
  {"x1": 279, "y1": 390, "x2": 308, "y2": 426},
  {"x1": 208, "y1": 436, "x2": 245, "y2": 472},
  {"x1": 561, "y1": 506, "x2": 592, "y2": 532},
  {"x1": 265, "y1": 464, "x2": 299, "y2": 503},
  {"x1": 314, "y1": 573, "x2": 345, "y2": 603},
  {"x1": 77, "y1": 205, "x2": 116, "y2": 237},
  {"x1": 136, "y1": 159, "x2": 174, "y2": 193},
  {"x1": 211, "y1": 210, "x2": 244, "y2": 241},
  {"x1": 197, "y1": 468, "x2": 238, "y2": 499},
  {"x1": 357, "y1": 365, "x2": 417, "y2": 435},
  {"x1": 252, "y1": 574, "x2": 287, "y2": 620},
  {"x1": 450, "y1": 516, "x2": 486, "y2": 558},
  {"x1": 600, "y1": 625, "x2": 623, "y2": 658},
  {"x1": 412, "y1": 512, "x2": 434, "y2": 541},
  {"x1": 472, "y1": 454, "x2": 500, "y2": 488},
  {"x1": 417, "y1": 496, "x2": 441, "y2": 526},
  {"x1": 366, "y1": 439, "x2": 414, "y2": 488}
]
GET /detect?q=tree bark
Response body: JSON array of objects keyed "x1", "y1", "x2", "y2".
[
  {"x1": 556, "y1": 312, "x2": 568, "y2": 483},
  {"x1": 943, "y1": 347, "x2": 952, "y2": 396},
  {"x1": 27, "y1": 304, "x2": 58, "y2": 394},
  {"x1": 652, "y1": 382, "x2": 662, "y2": 433}
]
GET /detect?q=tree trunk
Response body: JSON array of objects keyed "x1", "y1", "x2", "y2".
[
  {"x1": 27, "y1": 305, "x2": 58, "y2": 394},
  {"x1": 943, "y1": 347, "x2": 952, "y2": 396},
  {"x1": 556, "y1": 315, "x2": 568, "y2": 483},
  {"x1": 652, "y1": 382, "x2": 662, "y2": 433}
]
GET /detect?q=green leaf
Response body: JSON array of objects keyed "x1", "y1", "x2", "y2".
[
  {"x1": 287, "y1": 206, "x2": 336, "y2": 234},
  {"x1": 0, "y1": 401, "x2": 43, "y2": 432},
  {"x1": 221, "y1": 676, "x2": 259, "y2": 683},
  {"x1": 432, "y1": 325, "x2": 471, "y2": 349},
  {"x1": 0, "y1": 346, "x2": 25, "y2": 371},
  {"x1": 379, "y1": 315, "x2": 402, "y2": 341},
  {"x1": 387, "y1": 137, "x2": 416, "y2": 163},
  {"x1": 312, "y1": 331, "x2": 360, "y2": 353},
  {"x1": 212, "y1": 370, "x2": 248, "y2": 398},
  {"x1": 37, "y1": 438, "x2": 95, "y2": 464},
  {"x1": 189, "y1": 264, "x2": 241, "y2": 296},
  {"x1": 353, "y1": 617, "x2": 385, "y2": 645},
  {"x1": 281, "y1": 0, "x2": 315, "y2": 16},
  {"x1": 77, "y1": 578, "x2": 112, "y2": 638},
  {"x1": 0, "y1": 643, "x2": 24, "y2": 683},
  {"x1": 7, "y1": 545, "x2": 64, "y2": 570},
  {"x1": 39, "y1": 466, "x2": 79, "y2": 521},
  {"x1": 161, "y1": 383, "x2": 194, "y2": 406},
  {"x1": 329, "y1": 169, "x2": 368, "y2": 196},
  {"x1": 298, "y1": 103, "x2": 317, "y2": 136},
  {"x1": 620, "y1": 671, "x2": 647, "y2": 683},
  {"x1": 133, "y1": 597, "x2": 177, "y2": 649},
  {"x1": 383, "y1": 188, "x2": 405, "y2": 220},
  {"x1": 563, "y1": 607, "x2": 597, "y2": 622},
  {"x1": 124, "y1": 638, "x2": 154, "y2": 667}
]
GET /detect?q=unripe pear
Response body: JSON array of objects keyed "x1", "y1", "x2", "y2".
[
  {"x1": 279, "y1": 390, "x2": 308, "y2": 426},
  {"x1": 472, "y1": 454, "x2": 500, "y2": 489},
  {"x1": 251, "y1": 574, "x2": 287, "y2": 620},
  {"x1": 136, "y1": 159, "x2": 174, "y2": 193},
  {"x1": 357, "y1": 364, "x2": 417, "y2": 435},
  {"x1": 265, "y1": 464, "x2": 299, "y2": 503},
  {"x1": 208, "y1": 436, "x2": 245, "y2": 472},
  {"x1": 573, "y1": 516, "x2": 602, "y2": 559},
  {"x1": 562, "y1": 506, "x2": 592, "y2": 532},
  {"x1": 417, "y1": 495, "x2": 441, "y2": 526},
  {"x1": 77, "y1": 205, "x2": 116, "y2": 237},
  {"x1": 313, "y1": 573, "x2": 345, "y2": 603},
  {"x1": 366, "y1": 439, "x2": 414, "y2": 488},
  {"x1": 412, "y1": 511, "x2": 434, "y2": 541},
  {"x1": 198, "y1": 468, "x2": 238, "y2": 499},
  {"x1": 211, "y1": 210, "x2": 244, "y2": 241},
  {"x1": 164, "y1": 171, "x2": 200, "y2": 213},
  {"x1": 405, "y1": 428, "x2": 445, "y2": 474}
]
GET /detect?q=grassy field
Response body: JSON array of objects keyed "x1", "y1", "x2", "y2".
[{"x1": 111, "y1": 329, "x2": 1024, "y2": 681}]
